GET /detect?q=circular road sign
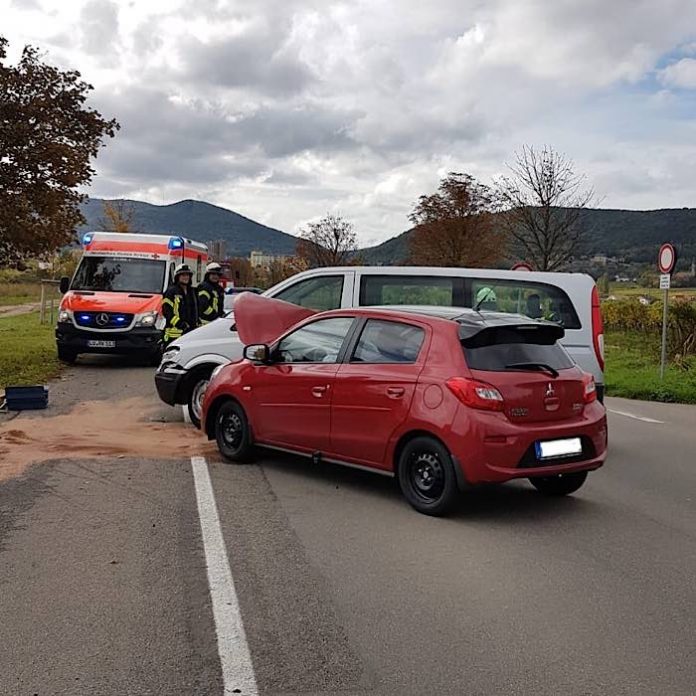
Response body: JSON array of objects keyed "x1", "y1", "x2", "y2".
[
  {"x1": 658, "y1": 243, "x2": 676, "y2": 275},
  {"x1": 511, "y1": 262, "x2": 533, "y2": 271}
]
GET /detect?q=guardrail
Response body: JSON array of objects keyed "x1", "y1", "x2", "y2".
[{"x1": 39, "y1": 279, "x2": 61, "y2": 325}]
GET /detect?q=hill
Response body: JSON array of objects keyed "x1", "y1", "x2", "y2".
[
  {"x1": 80, "y1": 198, "x2": 299, "y2": 256},
  {"x1": 365, "y1": 208, "x2": 696, "y2": 268}
]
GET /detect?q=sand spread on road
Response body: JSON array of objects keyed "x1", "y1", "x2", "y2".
[{"x1": 0, "y1": 396, "x2": 217, "y2": 482}]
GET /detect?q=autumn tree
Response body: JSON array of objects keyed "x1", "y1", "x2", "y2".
[
  {"x1": 408, "y1": 172, "x2": 504, "y2": 267},
  {"x1": 296, "y1": 214, "x2": 358, "y2": 267},
  {"x1": 99, "y1": 199, "x2": 137, "y2": 233},
  {"x1": 0, "y1": 36, "x2": 119, "y2": 266},
  {"x1": 496, "y1": 145, "x2": 594, "y2": 271}
]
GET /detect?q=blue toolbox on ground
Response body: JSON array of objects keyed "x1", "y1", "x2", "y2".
[{"x1": 3, "y1": 385, "x2": 49, "y2": 411}]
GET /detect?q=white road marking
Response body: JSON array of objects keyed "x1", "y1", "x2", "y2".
[
  {"x1": 191, "y1": 456, "x2": 258, "y2": 696},
  {"x1": 607, "y1": 409, "x2": 665, "y2": 424}
]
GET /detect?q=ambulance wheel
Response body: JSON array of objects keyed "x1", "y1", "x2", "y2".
[{"x1": 57, "y1": 347, "x2": 77, "y2": 364}]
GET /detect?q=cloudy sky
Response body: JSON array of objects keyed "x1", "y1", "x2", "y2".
[{"x1": 3, "y1": 0, "x2": 696, "y2": 245}]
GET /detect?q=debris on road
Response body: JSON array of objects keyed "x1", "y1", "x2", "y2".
[{"x1": 0, "y1": 396, "x2": 216, "y2": 482}]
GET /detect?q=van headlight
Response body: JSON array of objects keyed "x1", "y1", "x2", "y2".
[
  {"x1": 161, "y1": 346, "x2": 180, "y2": 364},
  {"x1": 135, "y1": 311, "x2": 158, "y2": 327},
  {"x1": 58, "y1": 309, "x2": 72, "y2": 323}
]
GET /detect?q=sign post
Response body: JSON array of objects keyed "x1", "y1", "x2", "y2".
[{"x1": 658, "y1": 244, "x2": 676, "y2": 379}]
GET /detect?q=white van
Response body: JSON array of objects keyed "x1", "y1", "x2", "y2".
[{"x1": 155, "y1": 266, "x2": 605, "y2": 426}]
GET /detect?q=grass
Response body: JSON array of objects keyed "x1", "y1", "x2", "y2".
[
  {"x1": 605, "y1": 330, "x2": 696, "y2": 404},
  {"x1": 0, "y1": 282, "x2": 44, "y2": 306},
  {"x1": 0, "y1": 312, "x2": 61, "y2": 388},
  {"x1": 608, "y1": 283, "x2": 696, "y2": 301}
]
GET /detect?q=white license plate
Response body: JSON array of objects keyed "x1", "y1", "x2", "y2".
[
  {"x1": 535, "y1": 437, "x2": 582, "y2": 460},
  {"x1": 87, "y1": 340, "x2": 116, "y2": 348}
]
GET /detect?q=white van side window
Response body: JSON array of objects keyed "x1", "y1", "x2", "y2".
[
  {"x1": 360, "y1": 275, "x2": 465, "y2": 306},
  {"x1": 273, "y1": 275, "x2": 344, "y2": 311},
  {"x1": 470, "y1": 279, "x2": 581, "y2": 329}
]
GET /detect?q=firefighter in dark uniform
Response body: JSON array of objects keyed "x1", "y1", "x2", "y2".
[
  {"x1": 162, "y1": 263, "x2": 198, "y2": 346},
  {"x1": 197, "y1": 262, "x2": 226, "y2": 325}
]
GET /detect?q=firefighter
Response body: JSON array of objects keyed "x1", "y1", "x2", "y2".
[
  {"x1": 162, "y1": 263, "x2": 198, "y2": 346},
  {"x1": 197, "y1": 262, "x2": 226, "y2": 324}
]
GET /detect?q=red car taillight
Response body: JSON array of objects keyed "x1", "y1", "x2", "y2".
[
  {"x1": 591, "y1": 285, "x2": 605, "y2": 372},
  {"x1": 582, "y1": 372, "x2": 597, "y2": 404},
  {"x1": 446, "y1": 377, "x2": 505, "y2": 412}
]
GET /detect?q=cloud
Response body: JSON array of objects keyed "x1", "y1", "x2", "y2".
[
  {"x1": 80, "y1": 0, "x2": 120, "y2": 59},
  {"x1": 659, "y1": 58, "x2": 696, "y2": 89}
]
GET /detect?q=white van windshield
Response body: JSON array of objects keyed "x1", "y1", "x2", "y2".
[{"x1": 71, "y1": 256, "x2": 166, "y2": 294}]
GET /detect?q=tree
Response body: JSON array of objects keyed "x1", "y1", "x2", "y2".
[
  {"x1": 407, "y1": 172, "x2": 504, "y2": 267},
  {"x1": 296, "y1": 214, "x2": 358, "y2": 267},
  {"x1": 0, "y1": 36, "x2": 119, "y2": 265},
  {"x1": 496, "y1": 145, "x2": 594, "y2": 271},
  {"x1": 98, "y1": 200, "x2": 137, "y2": 233}
]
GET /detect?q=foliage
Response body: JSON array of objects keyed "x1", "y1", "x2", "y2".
[
  {"x1": 98, "y1": 200, "x2": 137, "y2": 233},
  {"x1": 0, "y1": 312, "x2": 61, "y2": 386},
  {"x1": 407, "y1": 172, "x2": 504, "y2": 267},
  {"x1": 0, "y1": 37, "x2": 119, "y2": 266},
  {"x1": 602, "y1": 299, "x2": 696, "y2": 360},
  {"x1": 597, "y1": 273, "x2": 610, "y2": 296},
  {"x1": 296, "y1": 214, "x2": 358, "y2": 267},
  {"x1": 605, "y1": 330, "x2": 696, "y2": 404},
  {"x1": 496, "y1": 145, "x2": 594, "y2": 271}
]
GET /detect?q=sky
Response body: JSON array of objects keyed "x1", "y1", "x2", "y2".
[{"x1": 3, "y1": 0, "x2": 696, "y2": 246}]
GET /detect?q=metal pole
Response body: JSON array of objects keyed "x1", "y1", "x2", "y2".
[
  {"x1": 660, "y1": 286, "x2": 669, "y2": 379},
  {"x1": 39, "y1": 282, "x2": 46, "y2": 324}
]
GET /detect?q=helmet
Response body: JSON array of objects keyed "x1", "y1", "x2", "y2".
[
  {"x1": 174, "y1": 263, "x2": 193, "y2": 281},
  {"x1": 205, "y1": 262, "x2": 223, "y2": 275},
  {"x1": 475, "y1": 287, "x2": 497, "y2": 305}
]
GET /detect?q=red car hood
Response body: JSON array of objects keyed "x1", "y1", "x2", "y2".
[
  {"x1": 234, "y1": 292, "x2": 316, "y2": 345},
  {"x1": 60, "y1": 291, "x2": 162, "y2": 315}
]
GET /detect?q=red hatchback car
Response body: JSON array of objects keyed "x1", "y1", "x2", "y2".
[{"x1": 202, "y1": 294, "x2": 607, "y2": 516}]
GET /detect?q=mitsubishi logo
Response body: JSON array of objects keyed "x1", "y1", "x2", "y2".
[
  {"x1": 96, "y1": 313, "x2": 110, "y2": 326},
  {"x1": 545, "y1": 383, "x2": 556, "y2": 398}
]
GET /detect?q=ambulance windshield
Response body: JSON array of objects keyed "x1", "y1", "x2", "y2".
[{"x1": 71, "y1": 256, "x2": 166, "y2": 294}]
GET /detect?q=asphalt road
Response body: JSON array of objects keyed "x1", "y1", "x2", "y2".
[{"x1": 1, "y1": 359, "x2": 695, "y2": 696}]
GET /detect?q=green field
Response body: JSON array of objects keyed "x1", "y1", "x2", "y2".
[
  {"x1": 605, "y1": 330, "x2": 696, "y2": 404},
  {"x1": 0, "y1": 312, "x2": 61, "y2": 388},
  {"x1": 608, "y1": 283, "x2": 696, "y2": 301},
  {"x1": 0, "y1": 281, "x2": 44, "y2": 306}
]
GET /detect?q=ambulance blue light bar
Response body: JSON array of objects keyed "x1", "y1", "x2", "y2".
[
  {"x1": 168, "y1": 237, "x2": 184, "y2": 250},
  {"x1": 82, "y1": 233, "x2": 94, "y2": 246}
]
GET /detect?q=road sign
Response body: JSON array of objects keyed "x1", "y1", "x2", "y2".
[
  {"x1": 658, "y1": 243, "x2": 676, "y2": 275},
  {"x1": 511, "y1": 262, "x2": 533, "y2": 271},
  {"x1": 659, "y1": 274, "x2": 671, "y2": 290}
]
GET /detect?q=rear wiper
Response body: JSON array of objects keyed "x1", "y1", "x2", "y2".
[{"x1": 505, "y1": 362, "x2": 559, "y2": 378}]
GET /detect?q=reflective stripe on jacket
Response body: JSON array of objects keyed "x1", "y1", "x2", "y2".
[
  {"x1": 162, "y1": 284, "x2": 198, "y2": 344},
  {"x1": 197, "y1": 281, "x2": 225, "y2": 324}
]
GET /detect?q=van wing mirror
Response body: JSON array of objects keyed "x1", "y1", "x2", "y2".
[
  {"x1": 243, "y1": 343, "x2": 270, "y2": 363},
  {"x1": 59, "y1": 276, "x2": 70, "y2": 294}
]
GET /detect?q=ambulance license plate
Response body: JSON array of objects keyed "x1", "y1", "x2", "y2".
[
  {"x1": 87, "y1": 340, "x2": 116, "y2": 348},
  {"x1": 535, "y1": 437, "x2": 582, "y2": 460}
]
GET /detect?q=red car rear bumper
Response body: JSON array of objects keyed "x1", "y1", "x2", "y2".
[{"x1": 446, "y1": 402, "x2": 608, "y2": 485}]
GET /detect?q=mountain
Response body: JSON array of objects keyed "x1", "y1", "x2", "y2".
[
  {"x1": 80, "y1": 198, "x2": 299, "y2": 256},
  {"x1": 365, "y1": 208, "x2": 696, "y2": 268}
]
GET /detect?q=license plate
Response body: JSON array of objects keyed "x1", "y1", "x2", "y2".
[
  {"x1": 87, "y1": 340, "x2": 116, "y2": 348},
  {"x1": 535, "y1": 437, "x2": 582, "y2": 460}
]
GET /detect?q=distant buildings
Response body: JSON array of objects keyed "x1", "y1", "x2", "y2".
[
  {"x1": 250, "y1": 250, "x2": 287, "y2": 269},
  {"x1": 207, "y1": 239, "x2": 226, "y2": 261}
]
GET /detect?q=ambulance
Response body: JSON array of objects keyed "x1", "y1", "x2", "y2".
[{"x1": 56, "y1": 232, "x2": 209, "y2": 363}]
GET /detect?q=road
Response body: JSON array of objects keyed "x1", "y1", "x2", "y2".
[{"x1": 1, "y1": 360, "x2": 695, "y2": 696}]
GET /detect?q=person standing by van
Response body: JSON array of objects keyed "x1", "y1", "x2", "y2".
[
  {"x1": 162, "y1": 264, "x2": 198, "y2": 346},
  {"x1": 197, "y1": 262, "x2": 225, "y2": 324}
]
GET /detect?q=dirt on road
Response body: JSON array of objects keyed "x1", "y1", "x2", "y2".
[
  {"x1": 0, "y1": 396, "x2": 217, "y2": 482},
  {"x1": 0, "y1": 302, "x2": 41, "y2": 318}
]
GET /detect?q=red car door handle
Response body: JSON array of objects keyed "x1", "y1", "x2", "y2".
[
  {"x1": 387, "y1": 387, "x2": 405, "y2": 397},
  {"x1": 312, "y1": 385, "x2": 327, "y2": 398}
]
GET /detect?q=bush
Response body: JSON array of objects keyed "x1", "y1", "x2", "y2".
[{"x1": 602, "y1": 299, "x2": 696, "y2": 360}]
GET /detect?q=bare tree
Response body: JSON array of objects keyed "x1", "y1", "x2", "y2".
[
  {"x1": 408, "y1": 172, "x2": 504, "y2": 267},
  {"x1": 296, "y1": 213, "x2": 358, "y2": 267},
  {"x1": 496, "y1": 145, "x2": 594, "y2": 271},
  {"x1": 98, "y1": 199, "x2": 137, "y2": 233}
]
